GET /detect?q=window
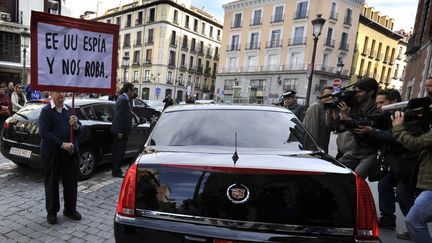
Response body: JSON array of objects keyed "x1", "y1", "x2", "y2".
[
  {"x1": 149, "y1": 8, "x2": 156, "y2": 22},
  {"x1": 189, "y1": 56, "x2": 194, "y2": 69},
  {"x1": 133, "y1": 71, "x2": 139, "y2": 82},
  {"x1": 252, "y1": 9, "x2": 262, "y2": 25},
  {"x1": 142, "y1": 88, "x2": 150, "y2": 100},
  {"x1": 144, "y1": 70, "x2": 151, "y2": 81},
  {"x1": 169, "y1": 51, "x2": 176, "y2": 66},
  {"x1": 344, "y1": 8, "x2": 352, "y2": 25},
  {"x1": 194, "y1": 19, "x2": 198, "y2": 32},
  {"x1": 136, "y1": 31, "x2": 142, "y2": 45},
  {"x1": 167, "y1": 71, "x2": 173, "y2": 83},
  {"x1": 231, "y1": 35, "x2": 240, "y2": 50},
  {"x1": 340, "y1": 32, "x2": 348, "y2": 50},
  {"x1": 202, "y1": 23, "x2": 206, "y2": 35},
  {"x1": 137, "y1": 11, "x2": 143, "y2": 24},
  {"x1": 293, "y1": 27, "x2": 304, "y2": 44},
  {"x1": 0, "y1": 31, "x2": 20, "y2": 63},
  {"x1": 359, "y1": 59, "x2": 365, "y2": 76},
  {"x1": 295, "y1": 2, "x2": 307, "y2": 19},
  {"x1": 249, "y1": 32, "x2": 259, "y2": 49},
  {"x1": 330, "y1": 2, "x2": 337, "y2": 20},
  {"x1": 185, "y1": 15, "x2": 190, "y2": 28},
  {"x1": 233, "y1": 13, "x2": 242, "y2": 28},
  {"x1": 145, "y1": 49, "x2": 152, "y2": 63},
  {"x1": 116, "y1": 16, "x2": 121, "y2": 25},
  {"x1": 199, "y1": 41, "x2": 204, "y2": 53},
  {"x1": 147, "y1": 29, "x2": 154, "y2": 43},
  {"x1": 270, "y1": 30, "x2": 281, "y2": 47},
  {"x1": 173, "y1": 10, "x2": 178, "y2": 23},
  {"x1": 133, "y1": 50, "x2": 140, "y2": 64},
  {"x1": 126, "y1": 14, "x2": 131, "y2": 27},
  {"x1": 325, "y1": 28, "x2": 333, "y2": 46},
  {"x1": 124, "y1": 33, "x2": 130, "y2": 47},
  {"x1": 210, "y1": 26, "x2": 214, "y2": 38},
  {"x1": 170, "y1": 31, "x2": 176, "y2": 46},
  {"x1": 92, "y1": 105, "x2": 113, "y2": 122},
  {"x1": 273, "y1": 6, "x2": 284, "y2": 22},
  {"x1": 191, "y1": 38, "x2": 196, "y2": 51},
  {"x1": 182, "y1": 35, "x2": 188, "y2": 49},
  {"x1": 363, "y1": 36, "x2": 369, "y2": 55},
  {"x1": 181, "y1": 54, "x2": 186, "y2": 67},
  {"x1": 179, "y1": 73, "x2": 184, "y2": 84},
  {"x1": 106, "y1": 19, "x2": 111, "y2": 24},
  {"x1": 283, "y1": 79, "x2": 298, "y2": 91}
]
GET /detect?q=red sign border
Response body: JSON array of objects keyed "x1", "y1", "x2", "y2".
[{"x1": 30, "y1": 11, "x2": 119, "y2": 94}]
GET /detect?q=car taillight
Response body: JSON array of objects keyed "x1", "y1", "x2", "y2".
[
  {"x1": 355, "y1": 174, "x2": 380, "y2": 242},
  {"x1": 3, "y1": 121, "x2": 9, "y2": 129},
  {"x1": 117, "y1": 163, "x2": 137, "y2": 217}
]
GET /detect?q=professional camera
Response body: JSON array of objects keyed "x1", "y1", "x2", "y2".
[
  {"x1": 341, "y1": 114, "x2": 391, "y2": 129},
  {"x1": 318, "y1": 84, "x2": 358, "y2": 110}
]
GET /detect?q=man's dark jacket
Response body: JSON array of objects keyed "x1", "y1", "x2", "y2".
[{"x1": 111, "y1": 94, "x2": 132, "y2": 135}]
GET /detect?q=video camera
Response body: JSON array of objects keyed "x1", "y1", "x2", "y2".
[
  {"x1": 381, "y1": 96, "x2": 432, "y2": 124},
  {"x1": 318, "y1": 83, "x2": 358, "y2": 110}
]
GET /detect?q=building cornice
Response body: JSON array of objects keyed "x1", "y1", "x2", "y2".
[
  {"x1": 93, "y1": 0, "x2": 222, "y2": 28},
  {"x1": 344, "y1": 0, "x2": 366, "y2": 7},
  {"x1": 223, "y1": 0, "x2": 285, "y2": 12},
  {"x1": 360, "y1": 15, "x2": 403, "y2": 41}
]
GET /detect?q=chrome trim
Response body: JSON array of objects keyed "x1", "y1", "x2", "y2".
[
  {"x1": 135, "y1": 209, "x2": 354, "y2": 236},
  {"x1": 2, "y1": 138, "x2": 40, "y2": 149}
]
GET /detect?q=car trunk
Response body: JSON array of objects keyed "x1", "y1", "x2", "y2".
[
  {"x1": 3, "y1": 116, "x2": 41, "y2": 145},
  {"x1": 133, "y1": 152, "x2": 357, "y2": 238}
]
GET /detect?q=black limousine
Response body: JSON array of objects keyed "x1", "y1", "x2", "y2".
[
  {"x1": 114, "y1": 104, "x2": 380, "y2": 243},
  {"x1": 1, "y1": 98, "x2": 150, "y2": 180}
]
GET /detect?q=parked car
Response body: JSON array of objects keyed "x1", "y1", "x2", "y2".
[
  {"x1": 99, "y1": 96, "x2": 161, "y2": 126},
  {"x1": 144, "y1": 100, "x2": 164, "y2": 113},
  {"x1": 114, "y1": 104, "x2": 380, "y2": 243},
  {"x1": 0, "y1": 99, "x2": 150, "y2": 180}
]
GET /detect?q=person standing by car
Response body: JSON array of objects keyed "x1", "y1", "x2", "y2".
[
  {"x1": 11, "y1": 84, "x2": 27, "y2": 114},
  {"x1": 111, "y1": 83, "x2": 135, "y2": 178},
  {"x1": 303, "y1": 86, "x2": 333, "y2": 152},
  {"x1": 282, "y1": 89, "x2": 305, "y2": 121},
  {"x1": 163, "y1": 95, "x2": 174, "y2": 110},
  {"x1": 39, "y1": 91, "x2": 82, "y2": 225},
  {"x1": 0, "y1": 85, "x2": 11, "y2": 133}
]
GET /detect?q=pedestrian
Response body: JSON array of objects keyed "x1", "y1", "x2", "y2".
[
  {"x1": 303, "y1": 86, "x2": 333, "y2": 152},
  {"x1": 392, "y1": 111, "x2": 432, "y2": 243},
  {"x1": 39, "y1": 91, "x2": 82, "y2": 224},
  {"x1": 282, "y1": 89, "x2": 305, "y2": 121},
  {"x1": 0, "y1": 85, "x2": 11, "y2": 134},
  {"x1": 163, "y1": 95, "x2": 174, "y2": 110},
  {"x1": 11, "y1": 84, "x2": 27, "y2": 114},
  {"x1": 111, "y1": 83, "x2": 135, "y2": 178},
  {"x1": 5, "y1": 82, "x2": 14, "y2": 98}
]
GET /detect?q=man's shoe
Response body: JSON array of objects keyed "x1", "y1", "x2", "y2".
[
  {"x1": 63, "y1": 210, "x2": 82, "y2": 220},
  {"x1": 47, "y1": 213, "x2": 57, "y2": 224},
  {"x1": 379, "y1": 216, "x2": 396, "y2": 230},
  {"x1": 396, "y1": 231, "x2": 412, "y2": 240}
]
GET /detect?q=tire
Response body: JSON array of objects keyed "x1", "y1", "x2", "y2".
[
  {"x1": 11, "y1": 160, "x2": 28, "y2": 167},
  {"x1": 78, "y1": 148, "x2": 98, "y2": 181}
]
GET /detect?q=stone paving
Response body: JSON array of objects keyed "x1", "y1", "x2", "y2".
[{"x1": 0, "y1": 156, "x2": 125, "y2": 243}]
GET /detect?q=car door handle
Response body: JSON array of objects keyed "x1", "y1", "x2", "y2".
[{"x1": 184, "y1": 235, "x2": 207, "y2": 242}]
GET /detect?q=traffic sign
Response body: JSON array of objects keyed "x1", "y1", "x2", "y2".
[
  {"x1": 333, "y1": 87, "x2": 340, "y2": 93},
  {"x1": 156, "y1": 87, "x2": 161, "y2": 96},
  {"x1": 332, "y1": 78, "x2": 342, "y2": 88}
]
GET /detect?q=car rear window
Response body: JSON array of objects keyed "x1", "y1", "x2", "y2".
[
  {"x1": 149, "y1": 109, "x2": 318, "y2": 151},
  {"x1": 16, "y1": 102, "x2": 47, "y2": 121}
]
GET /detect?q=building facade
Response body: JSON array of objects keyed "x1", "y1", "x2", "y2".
[
  {"x1": 94, "y1": 0, "x2": 222, "y2": 101},
  {"x1": 403, "y1": 0, "x2": 432, "y2": 99},
  {"x1": 350, "y1": 4, "x2": 403, "y2": 89},
  {"x1": 0, "y1": 0, "x2": 69, "y2": 85},
  {"x1": 215, "y1": 0, "x2": 364, "y2": 105},
  {"x1": 389, "y1": 30, "x2": 409, "y2": 91}
]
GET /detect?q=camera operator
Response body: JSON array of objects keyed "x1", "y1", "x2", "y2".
[
  {"x1": 354, "y1": 89, "x2": 421, "y2": 239},
  {"x1": 424, "y1": 77, "x2": 432, "y2": 98},
  {"x1": 327, "y1": 78, "x2": 379, "y2": 178},
  {"x1": 392, "y1": 110, "x2": 432, "y2": 243},
  {"x1": 282, "y1": 89, "x2": 305, "y2": 121}
]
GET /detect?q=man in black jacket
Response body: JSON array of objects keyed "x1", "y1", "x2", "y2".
[
  {"x1": 111, "y1": 83, "x2": 135, "y2": 177},
  {"x1": 39, "y1": 91, "x2": 81, "y2": 224}
]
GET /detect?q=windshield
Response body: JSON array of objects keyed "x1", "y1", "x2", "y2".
[
  {"x1": 16, "y1": 102, "x2": 47, "y2": 121},
  {"x1": 149, "y1": 109, "x2": 318, "y2": 151}
]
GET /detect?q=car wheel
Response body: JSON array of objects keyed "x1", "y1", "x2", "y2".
[{"x1": 79, "y1": 148, "x2": 97, "y2": 180}]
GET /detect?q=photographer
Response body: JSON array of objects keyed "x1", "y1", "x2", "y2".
[
  {"x1": 327, "y1": 78, "x2": 379, "y2": 178},
  {"x1": 392, "y1": 111, "x2": 432, "y2": 243}
]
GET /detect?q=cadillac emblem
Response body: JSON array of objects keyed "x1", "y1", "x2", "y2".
[{"x1": 226, "y1": 183, "x2": 250, "y2": 204}]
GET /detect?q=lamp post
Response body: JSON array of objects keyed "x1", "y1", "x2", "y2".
[
  {"x1": 305, "y1": 14, "x2": 326, "y2": 106},
  {"x1": 20, "y1": 27, "x2": 30, "y2": 85},
  {"x1": 336, "y1": 60, "x2": 344, "y2": 78},
  {"x1": 122, "y1": 56, "x2": 129, "y2": 83}
]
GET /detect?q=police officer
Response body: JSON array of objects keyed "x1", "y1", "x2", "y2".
[{"x1": 282, "y1": 89, "x2": 305, "y2": 121}]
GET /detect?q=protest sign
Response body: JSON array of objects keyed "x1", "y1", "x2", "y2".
[{"x1": 30, "y1": 11, "x2": 119, "y2": 94}]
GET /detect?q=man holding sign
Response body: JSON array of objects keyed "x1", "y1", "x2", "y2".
[{"x1": 31, "y1": 11, "x2": 119, "y2": 224}]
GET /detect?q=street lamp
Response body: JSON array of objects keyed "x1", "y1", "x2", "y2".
[
  {"x1": 122, "y1": 56, "x2": 129, "y2": 83},
  {"x1": 305, "y1": 14, "x2": 326, "y2": 106},
  {"x1": 20, "y1": 27, "x2": 30, "y2": 85},
  {"x1": 336, "y1": 60, "x2": 344, "y2": 78}
]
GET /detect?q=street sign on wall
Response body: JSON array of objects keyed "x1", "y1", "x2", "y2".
[{"x1": 332, "y1": 78, "x2": 342, "y2": 88}]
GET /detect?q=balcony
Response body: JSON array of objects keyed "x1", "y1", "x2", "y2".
[
  {"x1": 123, "y1": 41, "x2": 131, "y2": 48},
  {"x1": 190, "y1": 45, "x2": 197, "y2": 53},
  {"x1": 134, "y1": 40, "x2": 142, "y2": 47},
  {"x1": 170, "y1": 40, "x2": 177, "y2": 48},
  {"x1": 369, "y1": 50, "x2": 376, "y2": 58},
  {"x1": 147, "y1": 17, "x2": 155, "y2": 23},
  {"x1": 271, "y1": 14, "x2": 284, "y2": 23},
  {"x1": 206, "y1": 52, "x2": 212, "y2": 58},
  {"x1": 146, "y1": 39, "x2": 154, "y2": 45},
  {"x1": 324, "y1": 39, "x2": 335, "y2": 48},
  {"x1": 250, "y1": 83, "x2": 265, "y2": 90},
  {"x1": 198, "y1": 48, "x2": 204, "y2": 56},
  {"x1": 180, "y1": 64, "x2": 187, "y2": 70},
  {"x1": 266, "y1": 39, "x2": 283, "y2": 48},
  {"x1": 250, "y1": 18, "x2": 262, "y2": 26},
  {"x1": 181, "y1": 44, "x2": 189, "y2": 51},
  {"x1": 214, "y1": 54, "x2": 220, "y2": 60},
  {"x1": 132, "y1": 61, "x2": 140, "y2": 66},
  {"x1": 339, "y1": 43, "x2": 349, "y2": 51},
  {"x1": 343, "y1": 16, "x2": 352, "y2": 26},
  {"x1": 288, "y1": 37, "x2": 306, "y2": 46},
  {"x1": 375, "y1": 52, "x2": 383, "y2": 61},
  {"x1": 231, "y1": 21, "x2": 242, "y2": 29},
  {"x1": 329, "y1": 11, "x2": 338, "y2": 21},
  {"x1": 168, "y1": 61, "x2": 176, "y2": 67},
  {"x1": 197, "y1": 65, "x2": 203, "y2": 74},
  {"x1": 125, "y1": 21, "x2": 131, "y2": 28},
  {"x1": 143, "y1": 60, "x2": 152, "y2": 66},
  {"x1": 204, "y1": 67, "x2": 211, "y2": 76},
  {"x1": 167, "y1": 79, "x2": 173, "y2": 84},
  {"x1": 293, "y1": 10, "x2": 308, "y2": 20},
  {"x1": 188, "y1": 65, "x2": 196, "y2": 72},
  {"x1": 136, "y1": 19, "x2": 143, "y2": 25},
  {"x1": 245, "y1": 42, "x2": 260, "y2": 50},
  {"x1": 383, "y1": 56, "x2": 391, "y2": 64},
  {"x1": 361, "y1": 48, "x2": 370, "y2": 56},
  {"x1": 227, "y1": 44, "x2": 241, "y2": 52}
]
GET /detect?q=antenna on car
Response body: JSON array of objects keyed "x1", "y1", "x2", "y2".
[{"x1": 232, "y1": 132, "x2": 239, "y2": 165}]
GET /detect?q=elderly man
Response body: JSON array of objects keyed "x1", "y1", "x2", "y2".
[
  {"x1": 282, "y1": 89, "x2": 305, "y2": 121},
  {"x1": 39, "y1": 91, "x2": 82, "y2": 224}
]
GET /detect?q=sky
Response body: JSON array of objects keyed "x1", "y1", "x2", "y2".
[{"x1": 69, "y1": 0, "x2": 417, "y2": 31}]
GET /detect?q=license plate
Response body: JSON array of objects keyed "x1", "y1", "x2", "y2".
[
  {"x1": 213, "y1": 240, "x2": 238, "y2": 243},
  {"x1": 9, "y1": 147, "x2": 32, "y2": 158}
]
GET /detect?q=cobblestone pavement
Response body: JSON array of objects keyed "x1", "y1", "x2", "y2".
[{"x1": 0, "y1": 155, "x2": 125, "y2": 243}]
